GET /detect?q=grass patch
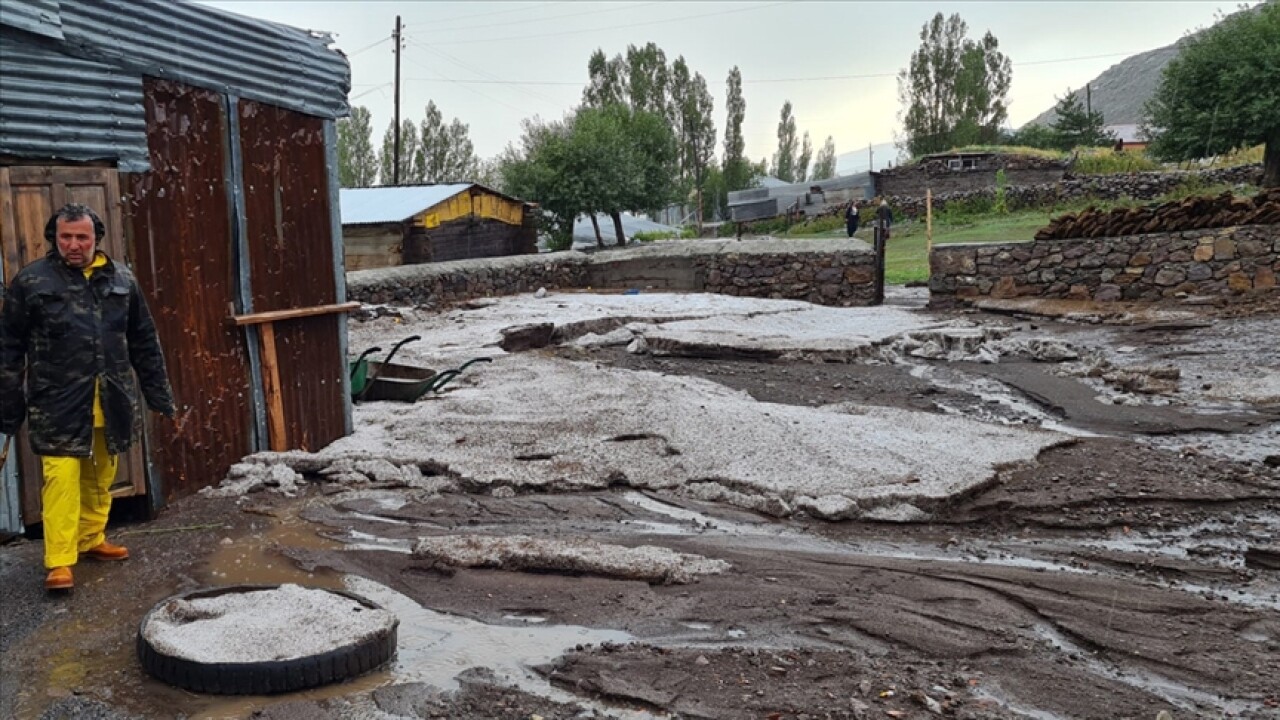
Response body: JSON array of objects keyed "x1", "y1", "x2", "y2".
[
  {"x1": 920, "y1": 145, "x2": 1065, "y2": 162},
  {"x1": 790, "y1": 211, "x2": 1052, "y2": 285},
  {"x1": 883, "y1": 213, "x2": 1052, "y2": 284},
  {"x1": 1071, "y1": 147, "x2": 1162, "y2": 175}
]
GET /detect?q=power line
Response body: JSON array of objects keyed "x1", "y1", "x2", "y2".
[
  {"x1": 399, "y1": 51, "x2": 530, "y2": 115},
  {"x1": 377, "y1": 49, "x2": 1151, "y2": 89},
  {"x1": 408, "y1": 2, "x2": 659, "y2": 33},
  {"x1": 344, "y1": 35, "x2": 391, "y2": 58},
  {"x1": 402, "y1": 1, "x2": 565, "y2": 27},
  {"x1": 425, "y1": 2, "x2": 788, "y2": 46},
  {"x1": 350, "y1": 83, "x2": 392, "y2": 101},
  {"x1": 404, "y1": 38, "x2": 565, "y2": 110}
]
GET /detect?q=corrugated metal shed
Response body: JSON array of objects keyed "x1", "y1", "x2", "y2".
[
  {"x1": 0, "y1": 0, "x2": 350, "y2": 173},
  {"x1": 56, "y1": 0, "x2": 350, "y2": 120},
  {"x1": 340, "y1": 185, "x2": 473, "y2": 225},
  {"x1": 0, "y1": 30, "x2": 148, "y2": 170},
  {"x1": 0, "y1": 0, "x2": 62, "y2": 39}
]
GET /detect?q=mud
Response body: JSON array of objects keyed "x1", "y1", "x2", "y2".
[{"x1": 3, "y1": 291, "x2": 1279, "y2": 719}]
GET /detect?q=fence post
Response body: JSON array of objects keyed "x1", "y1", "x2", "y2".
[
  {"x1": 926, "y1": 187, "x2": 933, "y2": 255},
  {"x1": 873, "y1": 222, "x2": 886, "y2": 305}
]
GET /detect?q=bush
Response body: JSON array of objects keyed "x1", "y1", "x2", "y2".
[
  {"x1": 785, "y1": 215, "x2": 844, "y2": 236},
  {"x1": 1204, "y1": 144, "x2": 1264, "y2": 168},
  {"x1": 632, "y1": 230, "x2": 673, "y2": 243},
  {"x1": 993, "y1": 170, "x2": 1009, "y2": 215},
  {"x1": 632, "y1": 226, "x2": 699, "y2": 243},
  {"x1": 1071, "y1": 147, "x2": 1161, "y2": 175},
  {"x1": 936, "y1": 194, "x2": 995, "y2": 222}
]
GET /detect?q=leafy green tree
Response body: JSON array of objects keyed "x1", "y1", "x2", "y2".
[
  {"x1": 703, "y1": 162, "x2": 728, "y2": 221},
  {"x1": 379, "y1": 118, "x2": 423, "y2": 185},
  {"x1": 499, "y1": 116, "x2": 580, "y2": 249},
  {"x1": 772, "y1": 101, "x2": 799, "y2": 182},
  {"x1": 626, "y1": 42, "x2": 670, "y2": 116},
  {"x1": 583, "y1": 49, "x2": 628, "y2": 108},
  {"x1": 336, "y1": 105, "x2": 378, "y2": 188},
  {"x1": 810, "y1": 136, "x2": 837, "y2": 180},
  {"x1": 1009, "y1": 123, "x2": 1058, "y2": 150},
  {"x1": 722, "y1": 66, "x2": 751, "y2": 192},
  {"x1": 671, "y1": 57, "x2": 716, "y2": 222},
  {"x1": 498, "y1": 107, "x2": 677, "y2": 249},
  {"x1": 1145, "y1": 2, "x2": 1280, "y2": 186},
  {"x1": 612, "y1": 106, "x2": 678, "y2": 240},
  {"x1": 1050, "y1": 89, "x2": 1115, "y2": 150},
  {"x1": 795, "y1": 132, "x2": 813, "y2": 183},
  {"x1": 898, "y1": 12, "x2": 1012, "y2": 157},
  {"x1": 418, "y1": 101, "x2": 480, "y2": 183}
]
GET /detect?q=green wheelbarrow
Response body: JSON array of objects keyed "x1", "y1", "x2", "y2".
[{"x1": 349, "y1": 336, "x2": 492, "y2": 403}]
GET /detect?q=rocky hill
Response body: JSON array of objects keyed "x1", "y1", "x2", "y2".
[{"x1": 1024, "y1": 2, "x2": 1266, "y2": 129}]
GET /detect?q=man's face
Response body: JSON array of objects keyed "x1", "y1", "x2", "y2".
[{"x1": 55, "y1": 216, "x2": 97, "y2": 269}]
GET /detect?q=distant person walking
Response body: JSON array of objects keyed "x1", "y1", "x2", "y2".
[
  {"x1": 876, "y1": 200, "x2": 893, "y2": 241},
  {"x1": 844, "y1": 201, "x2": 860, "y2": 237}
]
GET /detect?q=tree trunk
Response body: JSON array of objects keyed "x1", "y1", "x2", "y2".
[
  {"x1": 1264, "y1": 132, "x2": 1279, "y2": 188},
  {"x1": 610, "y1": 211, "x2": 626, "y2": 246},
  {"x1": 589, "y1": 214, "x2": 604, "y2": 248}
]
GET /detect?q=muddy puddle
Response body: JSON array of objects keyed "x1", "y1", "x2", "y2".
[{"x1": 182, "y1": 500, "x2": 654, "y2": 720}]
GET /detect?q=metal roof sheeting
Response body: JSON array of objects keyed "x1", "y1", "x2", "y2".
[
  {"x1": 58, "y1": 0, "x2": 350, "y2": 120},
  {"x1": 340, "y1": 185, "x2": 474, "y2": 226},
  {"x1": 0, "y1": 0, "x2": 63, "y2": 39},
  {"x1": 0, "y1": 30, "x2": 149, "y2": 170}
]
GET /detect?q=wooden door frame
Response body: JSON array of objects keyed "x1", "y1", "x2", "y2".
[{"x1": 0, "y1": 164, "x2": 149, "y2": 524}]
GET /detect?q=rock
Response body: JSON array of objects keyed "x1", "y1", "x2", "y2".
[
  {"x1": 534, "y1": 287, "x2": 547, "y2": 298},
  {"x1": 500, "y1": 323, "x2": 555, "y2": 352},
  {"x1": 626, "y1": 336, "x2": 648, "y2": 354}
]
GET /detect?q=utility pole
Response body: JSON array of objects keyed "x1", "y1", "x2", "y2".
[
  {"x1": 1085, "y1": 83, "x2": 1092, "y2": 116},
  {"x1": 868, "y1": 142, "x2": 873, "y2": 173},
  {"x1": 392, "y1": 15, "x2": 402, "y2": 185}
]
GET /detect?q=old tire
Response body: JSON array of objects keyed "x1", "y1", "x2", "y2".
[{"x1": 136, "y1": 584, "x2": 397, "y2": 695}]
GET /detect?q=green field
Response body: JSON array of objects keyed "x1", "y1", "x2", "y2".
[{"x1": 791, "y1": 211, "x2": 1053, "y2": 285}]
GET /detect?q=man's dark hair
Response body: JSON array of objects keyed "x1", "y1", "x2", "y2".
[{"x1": 44, "y1": 203, "x2": 106, "y2": 245}]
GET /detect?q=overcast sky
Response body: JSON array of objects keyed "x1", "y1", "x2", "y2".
[{"x1": 201, "y1": 1, "x2": 1247, "y2": 166}]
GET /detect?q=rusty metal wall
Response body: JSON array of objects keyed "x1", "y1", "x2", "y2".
[
  {"x1": 126, "y1": 78, "x2": 255, "y2": 500},
  {"x1": 237, "y1": 99, "x2": 346, "y2": 452}
]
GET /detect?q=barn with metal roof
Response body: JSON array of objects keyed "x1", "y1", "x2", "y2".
[{"x1": 339, "y1": 184, "x2": 536, "y2": 269}]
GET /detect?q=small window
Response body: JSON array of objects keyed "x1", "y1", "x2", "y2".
[
  {"x1": 962, "y1": 159, "x2": 976, "y2": 169},
  {"x1": 947, "y1": 159, "x2": 962, "y2": 170}
]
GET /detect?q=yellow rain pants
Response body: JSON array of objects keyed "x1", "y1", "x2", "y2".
[{"x1": 41, "y1": 382, "x2": 118, "y2": 569}]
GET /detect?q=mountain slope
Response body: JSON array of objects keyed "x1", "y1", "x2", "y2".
[
  {"x1": 1024, "y1": 2, "x2": 1266, "y2": 129},
  {"x1": 1025, "y1": 44, "x2": 1181, "y2": 128}
]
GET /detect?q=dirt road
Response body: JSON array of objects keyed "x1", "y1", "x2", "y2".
[{"x1": 2, "y1": 291, "x2": 1278, "y2": 720}]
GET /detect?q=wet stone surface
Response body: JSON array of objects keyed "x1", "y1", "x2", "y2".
[{"x1": 3, "y1": 291, "x2": 1280, "y2": 719}]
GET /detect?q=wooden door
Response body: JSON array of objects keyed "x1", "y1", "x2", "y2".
[{"x1": 0, "y1": 166, "x2": 149, "y2": 525}]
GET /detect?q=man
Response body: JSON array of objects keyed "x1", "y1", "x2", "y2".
[
  {"x1": 0, "y1": 203, "x2": 175, "y2": 591},
  {"x1": 844, "y1": 201, "x2": 860, "y2": 238},
  {"x1": 876, "y1": 199, "x2": 894, "y2": 241}
]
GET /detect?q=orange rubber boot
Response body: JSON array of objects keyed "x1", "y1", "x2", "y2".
[
  {"x1": 83, "y1": 541, "x2": 129, "y2": 561},
  {"x1": 45, "y1": 567, "x2": 73, "y2": 590}
]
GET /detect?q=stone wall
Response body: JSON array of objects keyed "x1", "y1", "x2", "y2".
[
  {"x1": 348, "y1": 238, "x2": 878, "y2": 308},
  {"x1": 876, "y1": 154, "x2": 1068, "y2": 198},
  {"x1": 348, "y1": 253, "x2": 590, "y2": 306},
  {"x1": 888, "y1": 164, "x2": 1263, "y2": 218},
  {"x1": 929, "y1": 224, "x2": 1279, "y2": 307},
  {"x1": 693, "y1": 248, "x2": 877, "y2": 305}
]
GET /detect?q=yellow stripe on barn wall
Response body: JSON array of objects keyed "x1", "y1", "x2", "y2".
[{"x1": 413, "y1": 187, "x2": 523, "y2": 228}]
